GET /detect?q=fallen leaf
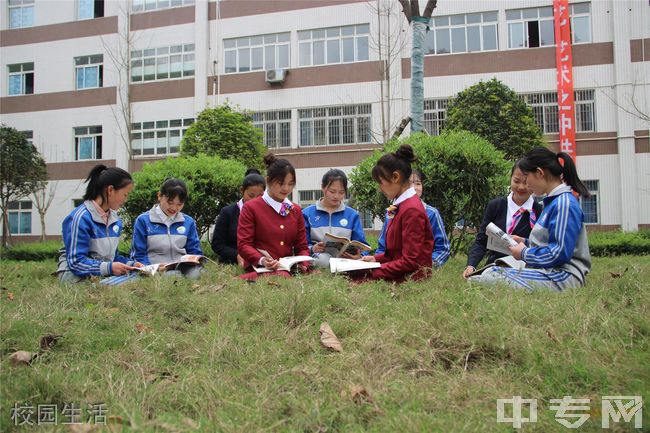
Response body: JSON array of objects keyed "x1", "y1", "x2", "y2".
[
  {"x1": 40, "y1": 334, "x2": 63, "y2": 351},
  {"x1": 182, "y1": 418, "x2": 199, "y2": 429},
  {"x1": 545, "y1": 330, "x2": 560, "y2": 344},
  {"x1": 7, "y1": 292, "x2": 14, "y2": 300},
  {"x1": 319, "y1": 322, "x2": 342, "y2": 352},
  {"x1": 68, "y1": 424, "x2": 99, "y2": 433},
  {"x1": 350, "y1": 385, "x2": 373, "y2": 404},
  {"x1": 135, "y1": 323, "x2": 151, "y2": 334},
  {"x1": 609, "y1": 267, "x2": 629, "y2": 279},
  {"x1": 106, "y1": 307, "x2": 120, "y2": 315},
  {"x1": 107, "y1": 415, "x2": 129, "y2": 425},
  {"x1": 9, "y1": 351, "x2": 36, "y2": 366}
]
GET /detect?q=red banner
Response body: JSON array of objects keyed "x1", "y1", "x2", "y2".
[{"x1": 553, "y1": 0, "x2": 576, "y2": 161}]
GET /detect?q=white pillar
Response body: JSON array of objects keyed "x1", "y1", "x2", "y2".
[{"x1": 194, "y1": 0, "x2": 209, "y2": 115}]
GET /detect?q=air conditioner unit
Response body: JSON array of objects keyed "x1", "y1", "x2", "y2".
[{"x1": 265, "y1": 69, "x2": 287, "y2": 84}]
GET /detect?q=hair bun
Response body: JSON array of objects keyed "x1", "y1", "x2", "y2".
[
  {"x1": 394, "y1": 144, "x2": 416, "y2": 163},
  {"x1": 263, "y1": 153, "x2": 278, "y2": 168},
  {"x1": 245, "y1": 167, "x2": 262, "y2": 176}
]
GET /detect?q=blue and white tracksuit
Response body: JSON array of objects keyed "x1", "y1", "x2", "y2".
[
  {"x1": 131, "y1": 206, "x2": 203, "y2": 277},
  {"x1": 478, "y1": 184, "x2": 591, "y2": 291},
  {"x1": 376, "y1": 201, "x2": 450, "y2": 268},
  {"x1": 302, "y1": 201, "x2": 368, "y2": 267},
  {"x1": 57, "y1": 201, "x2": 134, "y2": 283}
]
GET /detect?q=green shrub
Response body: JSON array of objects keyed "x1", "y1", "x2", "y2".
[
  {"x1": 123, "y1": 155, "x2": 246, "y2": 238},
  {"x1": 2, "y1": 241, "x2": 61, "y2": 261},
  {"x1": 588, "y1": 230, "x2": 650, "y2": 256},
  {"x1": 349, "y1": 131, "x2": 511, "y2": 256}
]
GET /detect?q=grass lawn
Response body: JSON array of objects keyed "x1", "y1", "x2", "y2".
[{"x1": 1, "y1": 256, "x2": 648, "y2": 432}]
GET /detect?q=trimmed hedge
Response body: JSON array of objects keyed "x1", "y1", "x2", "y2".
[
  {"x1": 2, "y1": 241, "x2": 62, "y2": 261},
  {"x1": 588, "y1": 229, "x2": 650, "y2": 256}
]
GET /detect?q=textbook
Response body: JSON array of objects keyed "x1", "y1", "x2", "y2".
[
  {"x1": 252, "y1": 250, "x2": 315, "y2": 273},
  {"x1": 329, "y1": 258, "x2": 381, "y2": 273},
  {"x1": 485, "y1": 222, "x2": 519, "y2": 255},
  {"x1": 139, "y1": 255, "x2": 208, "y2": 275},
  {"x1": 467, "y1": 255, "x2": 526, "y2": 278},
  {"x1": 322, "y1": 232, "x2": 372, "y2": 258}
]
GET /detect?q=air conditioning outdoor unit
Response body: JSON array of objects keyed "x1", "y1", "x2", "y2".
[{"x1": 265, "y1": 69, "x2": 287, "y2": 84}]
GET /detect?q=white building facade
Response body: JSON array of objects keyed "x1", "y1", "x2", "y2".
[{"x1": 1, "y1": 0, "x2": 648, "y2": 241}]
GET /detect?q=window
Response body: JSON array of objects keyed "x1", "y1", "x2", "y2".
[
  {"x1": 224, "y1": 33, "x2": 290, "y2": 74},
  {"x1": 252, "y1": 110, "x2": 291, "y2": 148},
  {"x1": 423, "y1": 98, "x2": 449, "y2": 135},
  {"x1": 506, "y1": 6, "x2": 555, "y2": 49},
  {"x1": 298, "y1": 189, "x2": 323, "y2": 207},
  {"x1": 298, "y1": 104, "x2": 371, "y2": 147},
  {"x1": 580, "y1": 180, "x2": 599, "y2": 224},
  {"x1": 19, "y1": 130, "x2": 33, "y2": 144},
  {"x1": 8, "y1": 0, "x2": 34, "y2": 29},
  {"x1": 78, "y1": 0, "x2": 104, "y2": 19},
  {"x1": 520, "y1": 89, "x2": 595, "y2": 134},
  {"x1": 7, "y1": 201, "x2": 32, "y2": 234},
  {"x1": 507, "y1": 3, "x2": 591, "y2": 48},
  {"x1": 426, "y1": 11, "x2": 498, "y2": 55},
  {"x1": 74, "y1": 126, "x2": 102, "y2": 160},
  {"x1": 298, "y1": 24, "x2": 369, "y2": 67},
  {"x1": 8, "y1": 63, "x2": 34, "y2": 96},
  {"x1": 131, "y1": 118, "x2": 193, "y2": 156},
  {"x1": 570, "y1": 3, "x2": 591, "y2": 44},
  {"x1": 131, "y1": 44, "x2": 195, "y2": 82},
  {"x1": 132, "y1": 0, "x2": 194, "y2": 12},
  {"x1": 361, "y1": 209, "x2": 374, "y2": 229},
  {"x1": 75, "y1": 55, "x2": 103, "y2": 89}
]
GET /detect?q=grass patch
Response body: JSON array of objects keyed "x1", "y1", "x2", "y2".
[{"x1": 1, "y1": 256, "x2": 648, "y2": 432}]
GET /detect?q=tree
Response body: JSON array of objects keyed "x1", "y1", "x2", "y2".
[
  {"x1": 181, "y1": 104, "x2": 265, "y2": 169},
  {"x1": 122, "y1": 155, "x2": 246, "y2": 238},
  {"x1": 0, "y1": 126, "x2": 47, "y2": 246},
  {"x1": 349, "y1": 130, "x2": 511, "y2": 255},
  {"x1": 31, "y1": 181, "x2": 58, "y2": 242},
  {"x1": 444, "y1": 78, "x2": 544, "y2": 160}
]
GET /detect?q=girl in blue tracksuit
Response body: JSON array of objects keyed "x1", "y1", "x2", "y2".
[
  {"x1": 131, "y1": 178, "x2": 203, "y2": 279},
  {"x1": 376, "y1": 169, "x2": 450, "y2": 267},
  {"x1": 477, "y1": 147, "x2": 592, "y2": 291},
  {"x1": 57, "y1": 165, "x2": 140, "y2": 283},
  {"x1": 302, "y1": 169, "x2": 368, "y2": 267}
]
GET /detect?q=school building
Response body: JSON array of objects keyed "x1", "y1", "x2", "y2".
[{"x1": 1, "y1": 0, "x2": 648, "y2": 241}]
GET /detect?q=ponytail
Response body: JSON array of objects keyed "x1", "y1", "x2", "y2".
[
  {"x1": 519, "y1": 147, "x2": 590, "y2": 198},
  {"x1": 82, "y1": 164, "x2": 133, "y2": 203}
]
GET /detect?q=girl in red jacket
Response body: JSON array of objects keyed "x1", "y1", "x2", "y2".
[
  {"x1": 237, "y1": 154, "x2": 310, "y2": 280},
  {"x1": 359, "y1": 144, "x2": 434, "y2": 281}
]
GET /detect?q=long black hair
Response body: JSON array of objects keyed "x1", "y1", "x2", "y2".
[
  {"x1": 82, "y1": 164, "x2": 133, "y2": 203},
  {"x1": 159, "y1": 178, "x2": 188, "y2": 203},
  {"x1": 371, "y1": 144, "x2": 416, "y2": 184},
  {"x1": 518, "y1": 147, "x2": 590, "y2": 197}
]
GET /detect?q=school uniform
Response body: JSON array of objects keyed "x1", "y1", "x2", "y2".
[
  {"x1": 211, "y1": 200, "x2": 242, "y2": 264},
  {"x1": 56, "y1": 200, "x2": 135, "y2": 283},
  {"x1": 131, "y1": 205, "x2": 203, "y2": 278},
  {"x1": 237, "y1": 191, "x2": 310, "y2": 280},
  {"x1": 369, "y1": 188, "x2": 434, "y2": 282},
  {"x1": 302, "y1": 200, "x2": 368, "y2": 267},
  {"x1": 376, "y1": 200, "x2": 450, "y2": 267},
  {"x1": 478, "y1": 184, "x2": 591, "y2": 291},
  {"x1": 467, "y1": 193, "x2": 543, "y2": 269}
]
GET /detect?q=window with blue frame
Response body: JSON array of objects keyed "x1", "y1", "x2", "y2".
[
  {"x1": 580, "y1": 180, "x2": 599, "y2": 224},
  {"x1": 8, "y1": 0, "x2": 34, "y2": 29},
  {"x1": 75, "y1": 55, "x2": 103, "y2": 89},
  {"x1": 74, "y1": 126, "x2": 102, "y2": 160},
  {"x1": 8, "y1": 201, "x2": 32, "y2": 234},
  {"x1": 78, "y1": 0, "x2": 104, "y2": 19},
  {"x1": 8, "y1": 63, "x2": 34, "y2": 96}
]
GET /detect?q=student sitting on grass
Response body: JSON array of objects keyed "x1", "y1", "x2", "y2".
[
  {"x1": 57, "y1": 165, "x2": 142, "y2": 283},
  {"x1": 131, "y1": 178, "x2": 203, "y2": 279},
  {"x1": 303, "y1": 169, "x2": 368, "y2": 267},
  {"x1": 462, "y1": 160, "x2": 542, "y2": 278},
  {"x1": 237, "y1": 154, "x2": 310, "y2": 280},
  {"x1": 474, "y1": 147, "x2": 592, "y2": 291},
  {"x1": 211, "y1": 169, "x2": 265, "y2": 266},
  {"x1": 357, "y1": 145, "x2": 434, "y2": 282},
  {"x1": 376, "y1": 169, "x2": 450, "y2": 268}
]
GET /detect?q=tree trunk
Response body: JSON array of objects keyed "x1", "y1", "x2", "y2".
[{"x1": 410, "y1": 17, "x2": 428, "y2": 133}]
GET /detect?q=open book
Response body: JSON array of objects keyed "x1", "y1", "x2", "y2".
[
  {"x1": 467, "y1": 255, "x2": 526, "y2": 278},
  {"x1": 322, "y1": 232, "x2": 372, "y2": 258},
  {"x1": 329, "y1": 258, "x2": 381, "y2": 273},
  {"x1": 138, "y1": 254, "x2": 208, "y2": 276},
  {"x1": 485, "y1": 222, "x2": 519, "y2": 255},
  {"x1": 252, "y1": 251, "x2": 315, "y2": 273}
]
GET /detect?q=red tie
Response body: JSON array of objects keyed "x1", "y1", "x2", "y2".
[{"x1": 508, "y1": 208, "x2": 535, "y2": 234}]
